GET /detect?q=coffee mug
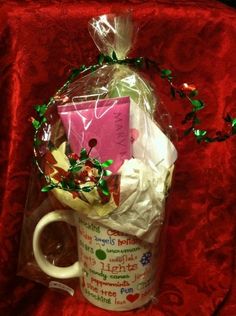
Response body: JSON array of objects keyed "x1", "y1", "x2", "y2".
[{"x1": 33, "y1": 210, "x2": 159, "y2": 311}]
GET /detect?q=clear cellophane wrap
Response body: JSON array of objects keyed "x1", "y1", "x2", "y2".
[{"x1": 18, "y1": 14, "x2": 177, "y2": 294}]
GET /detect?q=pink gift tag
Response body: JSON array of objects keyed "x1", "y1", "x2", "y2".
[{"x1": 57, "y1": 97, "x2": 131, "y2": 173}]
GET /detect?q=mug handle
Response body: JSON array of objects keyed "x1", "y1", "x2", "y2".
[{"x1": 33, "y1": 210, "x2": 82, "y2": 279}]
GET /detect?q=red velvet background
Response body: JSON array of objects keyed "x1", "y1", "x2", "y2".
[{"x1": 0, "y1": 1, "x2": 236, "y2": 315}]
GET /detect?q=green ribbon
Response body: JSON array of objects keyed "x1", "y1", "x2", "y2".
[{"x1": 32, "y1": 52, "x2": 236, "y2": 195}]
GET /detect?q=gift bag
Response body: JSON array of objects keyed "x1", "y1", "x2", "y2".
[{"x1": 18, "y1": 14, "x2": 177, "y2": 311}]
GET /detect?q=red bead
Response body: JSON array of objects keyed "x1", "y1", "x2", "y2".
[
  {"x1": 180, "y1": 83, "x2": 197, "y2": 92},
  {"x1": 68, "y1": 152, "x2": 79, "y2": 161},
  {"x1": 88, "y1": 138, "x2": 97, "y2": 148}
]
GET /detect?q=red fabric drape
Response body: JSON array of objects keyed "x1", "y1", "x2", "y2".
[{"x1": 0, "y1": 1, "x2": 236, "y2": 315}]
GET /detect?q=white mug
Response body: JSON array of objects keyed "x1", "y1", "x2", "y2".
[{"x1": 33, "y1": 210, "x2": 159, "y2": 311}]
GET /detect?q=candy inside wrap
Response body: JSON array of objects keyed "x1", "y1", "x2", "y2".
[
  {"x1": 47, "y1": 97, "x2": 177, "y2": 243},
  {"x1": 47, "y1": 14, "x2": 178, "y2": 243}
]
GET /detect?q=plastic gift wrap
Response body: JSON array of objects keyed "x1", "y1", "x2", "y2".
[{"x1": 18, "y1": 14, "x2": 177, "y2": 310}]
